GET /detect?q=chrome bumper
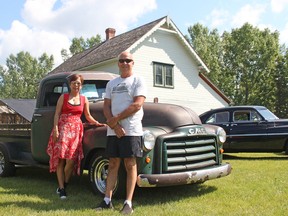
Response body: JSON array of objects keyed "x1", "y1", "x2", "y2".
[{"x1": 137, "y1": 163, "x2": 232, "y2": 187}]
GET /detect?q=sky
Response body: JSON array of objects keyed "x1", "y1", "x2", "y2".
[{"x1": 0, "y1": 0, "x2": 288, "y2": 69}]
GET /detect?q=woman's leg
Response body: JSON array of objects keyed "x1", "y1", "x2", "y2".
[
  {"x1": 56, "y1": 159, "x2": 66, "y2": 188},
  {"x1": 64, "y1": 159, "x2": 74, "y2": 184}
]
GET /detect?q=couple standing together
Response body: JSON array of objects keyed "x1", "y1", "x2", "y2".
[{"x1": 46, "y1": 51, "x2": 147, "y2": 214}]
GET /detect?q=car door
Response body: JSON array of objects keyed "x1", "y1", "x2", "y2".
[
  {"x1": 228, "y1": 109, "x2": 268, "y2": 150},
  {"x1": 204, "y1": 110, "x2": 231, "y2": 134}
]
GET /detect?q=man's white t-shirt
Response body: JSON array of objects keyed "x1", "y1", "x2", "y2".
[{"x1": 105, "y1": 74, "x2": 147, "y2": 136}]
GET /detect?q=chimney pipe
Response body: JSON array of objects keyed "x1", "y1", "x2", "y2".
[{"x1": 105, "y1": 28, "x2": 116, "y2": 40}]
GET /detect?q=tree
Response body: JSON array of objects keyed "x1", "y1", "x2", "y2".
[
  {"x1": 187, "y1": 23, "x2": 282, "y2": 111},
  {"x1": 61, "y1": 35, "x2": 102, "y2": 61},
  {"x1": 0, "y1": 51, "x2": 54, "y2": 99},
  {"x1": 187, "y1": 24, "x2": 232, "y2": 98},
  {"x1": 274, "y1": 45, "x2": 288, "y2": 117},
  {"x1": 222, "y1": 23, "x2": 280, "y2": 109}
]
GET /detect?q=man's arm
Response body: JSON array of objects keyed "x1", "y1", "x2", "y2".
[
  {"x1": 103, "y1": 98, "x2": 114, "y2": 126},
  {"x1": 106, "y1": 95, "x2": 146, "y2": 128},
  {"x1": 104, "y1": 97, "x2": 126, "y2": 138}
]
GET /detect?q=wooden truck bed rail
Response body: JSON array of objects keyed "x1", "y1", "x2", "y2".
[{"x1": 0, "y1": 123, "x2": 31, "y2": 137}]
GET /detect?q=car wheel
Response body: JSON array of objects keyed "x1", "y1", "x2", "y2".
[
  {"x1": 0, "y1": 145, "x2": 16, "y2": 177},
  {"x1": 88, "y1": 151, "x2": 126, "y2": 198}
]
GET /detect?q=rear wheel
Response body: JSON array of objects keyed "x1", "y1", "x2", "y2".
[
  {"x1": 88, "y1": 151, "x2": 126, "y2": 198},
  {"x1": 0, "y1": 145, "x2": 16, "y2": 177}
]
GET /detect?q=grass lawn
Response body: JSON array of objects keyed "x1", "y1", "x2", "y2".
[{"x1": 0, "y1": 152, "x2": 287, "y2": 216}]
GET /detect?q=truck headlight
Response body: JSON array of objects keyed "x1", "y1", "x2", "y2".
[
  {"x1": 143, "y1": 130, "x2": 155, "y2": 152},
  {"x1": 217, "y1": 127, "x2": 226, "y2": 144}
]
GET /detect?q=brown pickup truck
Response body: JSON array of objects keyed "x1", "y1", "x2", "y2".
[{"x1": 0, "y1": 71, "x2": 231, "y2": 197}]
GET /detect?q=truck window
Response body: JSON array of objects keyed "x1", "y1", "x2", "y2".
[
  {"x1": 42, "y1": 82, "x2": 68, "y2": 107},
  {"x1": 81, "y1": 80, "x2": 108, "y2": 101}
]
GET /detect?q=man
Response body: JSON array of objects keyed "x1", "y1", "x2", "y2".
[{"x1": 96, "y1": 51, "x2": 147, "y2": 214}]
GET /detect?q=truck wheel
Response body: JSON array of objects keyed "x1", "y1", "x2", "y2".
[
  {"x1": 88, "y1": 152, "x2": 126, "y2": 198},
  {"x1": 0, "y1": 145, "x2": 16, "y2": 177}
]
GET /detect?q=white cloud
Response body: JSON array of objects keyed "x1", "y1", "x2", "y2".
[
  {"x1": 270, "y1": 0, "x2": 288, "y2": 13},
  {"x1": 231, "y1": 4, "x2": 267, "y2": 28},
  {"x1": 21, "y1": 0, "x2": 157, "y2": 37},
  {"x1": 0, "y1": 0, "x2": 157, "y2": 68},
  {"x1": 0, "y1": 20, "x2": 70, "y2": 67},
  {"x1": 207, "y1": 9, "x2": 229, "y2": 29},
  {"x1": 280, "y1": 23, "x2": 288, "y2": 45}
]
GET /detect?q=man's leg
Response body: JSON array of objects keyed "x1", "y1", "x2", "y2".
[
  {"x1": 124, "y1": 157, "x2": 137, "y2": 201},
  {"x1": 105, "y1": 157, "x2": 121, "y2": 198}
]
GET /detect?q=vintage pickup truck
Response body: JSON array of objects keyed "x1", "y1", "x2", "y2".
[{"x1": 0, "y1": 71, "x2": 231, "y2": 197}]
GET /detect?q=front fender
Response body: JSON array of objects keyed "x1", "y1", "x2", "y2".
[{"x1": 82, "y1": 125, "x2": 108, "y2": 169}]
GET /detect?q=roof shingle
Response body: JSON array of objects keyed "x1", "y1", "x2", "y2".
[{"x1": 51, "y1": 16, "x2": 166, "y2": 74}]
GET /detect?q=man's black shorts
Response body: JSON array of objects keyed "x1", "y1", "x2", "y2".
[{"x1": 106, "y1": 136, "x2": 143, "y2": 158}]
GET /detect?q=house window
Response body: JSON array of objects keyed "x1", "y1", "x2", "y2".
[{"x1": 153, "y1": 62, "x2": 174, "y2": 88}]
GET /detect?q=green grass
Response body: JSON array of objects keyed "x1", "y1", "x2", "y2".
[{"x1": 0, "y1": 153, "x2": 287, "y2": 216}]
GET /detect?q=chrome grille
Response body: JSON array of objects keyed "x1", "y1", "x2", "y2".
[{"x1": 163, "y1": 137, "x2": 217, "y2": 173}]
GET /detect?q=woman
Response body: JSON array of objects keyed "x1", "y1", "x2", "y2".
[{"x1": 46, "y1": 74, "x2": 105, "y2": 199}]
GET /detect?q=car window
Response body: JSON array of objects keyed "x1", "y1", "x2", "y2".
[
  {"x1": 233, "y1": 110, "x2": 261, "y2": 122},
  {"x1": 206, "y1": 111, "x2": 229, "y2": 123},
  {"x1": 251, "y1": 111, "x2": 262, "y2": 121},
  {"x1": 258, "y1": 108, "x2": 279, "y2": 120},
  {"x1": 234, "y1": 111, "x2": 250, "y2": 122}
]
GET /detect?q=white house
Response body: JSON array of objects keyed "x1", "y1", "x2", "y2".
[{"x1": 51, "y1": 16, "x2": 230, "y2": 114}]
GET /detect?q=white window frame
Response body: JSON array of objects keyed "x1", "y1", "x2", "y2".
[{"x1": 153, "y1": 62, "x2": 174, "y2": 88}]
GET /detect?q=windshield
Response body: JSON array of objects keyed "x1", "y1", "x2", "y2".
[
  {"x1": 80, "y1": 80, "x2": 108, "y2": 101},
  {"x1": 258, "y1": 108, "x2": 279, "y2": 120}
]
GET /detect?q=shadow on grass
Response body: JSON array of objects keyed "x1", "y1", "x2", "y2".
[
  {"x1": 0, "y1": 165, "x2": 218, "y2": 211},
  {"x1": 0, "y1": 166, "x2": 97, "y2": 211},
  {"x1": 134, "y1": 183, "x2": 217, "y2": 205},
  {"x1": 223, "y1": 152, "x2": 288, "y2": 160}
]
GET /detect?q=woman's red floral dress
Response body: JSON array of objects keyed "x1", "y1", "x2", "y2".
[{"x1": 46, "y1": 93, "x2": 85, "y2": 175}]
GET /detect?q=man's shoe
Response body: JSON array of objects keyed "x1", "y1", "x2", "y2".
[
  {"x1": 120, "y1": 203, "x2": 133, "y2": 215},
  {"x1": 59, "y1": 188, "x2": 67, "y2": 199},
  {"x1": 95, "y1": 200, "x2": 114, "y2": 211}
]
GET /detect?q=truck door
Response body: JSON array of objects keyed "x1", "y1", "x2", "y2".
[{"x1": 31, "y1": 79, "x2": 68, "y2": 163}]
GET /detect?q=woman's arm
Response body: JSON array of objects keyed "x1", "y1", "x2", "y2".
[
  {"x1": 83, "y1": 97, "x2": 105, "y2": 126},
  {"x1": 52, "y1": 94, "x2": 64, "y2": 142}
]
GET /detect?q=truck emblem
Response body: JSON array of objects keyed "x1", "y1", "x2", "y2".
[{"x1": 188, "y1": 127, "x2": 206, "y2": 136}]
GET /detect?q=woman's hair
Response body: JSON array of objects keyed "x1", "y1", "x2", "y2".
[{"x1": 69, "y1": 74, "x2": 84, "y2": 84}]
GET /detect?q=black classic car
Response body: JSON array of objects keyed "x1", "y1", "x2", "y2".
[{"x1": 199, "y1": 106, "x2": 288, "y2": 154}]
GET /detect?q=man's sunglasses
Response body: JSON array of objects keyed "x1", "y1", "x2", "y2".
[{"x1": 118, "y1": 59, "x2": 133, "y2": 63}]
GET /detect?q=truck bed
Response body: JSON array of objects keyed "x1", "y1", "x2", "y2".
[
  {"x1": 0, "y1": 99, "x2": 34, "y2": 137},
  {"x1": 0, "y1": 123, "x2": 31, "y2": 137}
]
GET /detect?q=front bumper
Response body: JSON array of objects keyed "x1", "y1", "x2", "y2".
[{"x1": 137, "y1": 163, "x2": 232, "y2": 187}]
